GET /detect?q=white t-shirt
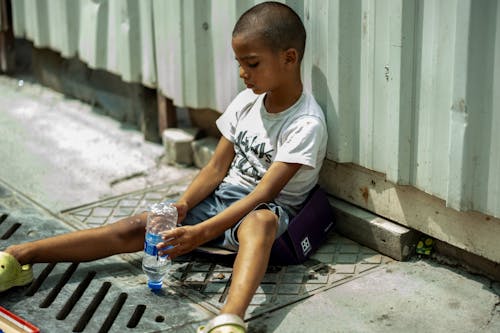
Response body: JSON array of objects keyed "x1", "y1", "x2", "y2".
[{"x1": 216, "y1": 89, "x2": 328, "y2": 213}]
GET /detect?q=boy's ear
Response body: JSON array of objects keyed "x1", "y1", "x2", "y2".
[{"x1": 283, "y1": 48, "x2": 299, "y2": 65}]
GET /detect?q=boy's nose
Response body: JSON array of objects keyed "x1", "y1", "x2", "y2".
[{"x1": 239, "y1": 67, "x2": 248, "y2": 79}]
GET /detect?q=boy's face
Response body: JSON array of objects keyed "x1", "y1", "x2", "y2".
[{"x1": 232, "y1": 33, "x2": 287, "y2": 95}]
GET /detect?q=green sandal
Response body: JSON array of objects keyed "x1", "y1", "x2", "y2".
[
  {"x1": 0, "y1": 252, "x2": 33, "y2": 292},
  {"x1": 197, "y1": 314, "x2": 247, "y2": 333}
]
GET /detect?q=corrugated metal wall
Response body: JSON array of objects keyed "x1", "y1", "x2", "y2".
[{"x1": 10, "y1": 0, "x2": 500, "y2": 219}]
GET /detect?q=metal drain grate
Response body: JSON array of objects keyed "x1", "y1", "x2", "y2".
[
  {"x1": 0, "y1": 214, "x2": 21, "y2": 240},
  {"x1": 2, "y1": 259, "x2": 210, "y2": 332},
  {"x1": 0, "y1": 181, "x2": 211, "y2": 333}
]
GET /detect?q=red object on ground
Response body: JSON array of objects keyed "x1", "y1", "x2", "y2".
[{"x1": 0, "y1": 306, "x2": 40, "y2": 333}]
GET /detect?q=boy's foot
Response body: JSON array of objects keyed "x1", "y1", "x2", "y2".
[
  {"x1": 0, "y1": 252, "x2": 33, "y2": 292},
  {"x1": 197, "y1": 313, "x2": 247, "y2": 333}
]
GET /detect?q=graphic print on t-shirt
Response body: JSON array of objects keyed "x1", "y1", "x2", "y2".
[{"x1": 232, "y1": 130, "x2": 274, "y2": 180}]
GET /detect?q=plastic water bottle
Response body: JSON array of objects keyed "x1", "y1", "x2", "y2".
[{"x1": 142, "y1": 202, "x2": 177, "y2": 290}]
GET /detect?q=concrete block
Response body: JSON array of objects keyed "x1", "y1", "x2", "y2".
[
  {"x1": 191, "y1": 137, "x2": 218, "y2": 168},
  {"x1": 328, "y1": 197, "x2": 420, "y2": 261},
  {"x1": 162, "y1": 127, "x2": 200, "y2": 166}
]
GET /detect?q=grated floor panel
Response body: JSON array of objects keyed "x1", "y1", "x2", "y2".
[{"x1": 61, "y1": 181, "x2": 393, "y2": 320}]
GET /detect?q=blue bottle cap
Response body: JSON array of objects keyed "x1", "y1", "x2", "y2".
[{"x1": 147, "y1": 280, "x2": 163, "y2": 290}]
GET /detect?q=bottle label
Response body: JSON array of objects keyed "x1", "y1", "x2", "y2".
[{"x1": 144, "y1": 232, "x2": 162, "y2": 256}]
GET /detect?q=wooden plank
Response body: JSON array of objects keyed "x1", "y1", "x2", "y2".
[
  {"x1": 0, "y1": 0, "x2": 14, "y2": 73},
  {"x1": 319, "y1": 159, "x2": 500, "y2": 264},
  {"x1": 157, "y1": 91, "x2": 177, "y2": 134},
  {"x1": 132, "y1": 84, "x2": 159, "y2": 143}
]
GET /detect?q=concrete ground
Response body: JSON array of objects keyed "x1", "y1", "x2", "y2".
[{"x1": 0, "y1": 73, "x2": 499, "y2": 333}]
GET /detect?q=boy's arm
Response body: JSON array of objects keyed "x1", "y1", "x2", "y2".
[
  {"x1": 173, "y1": 136, "x2": 235, "y2": 221},
  {"x1": 160, "y1": 161, "x2": 302, "y2": 258}
]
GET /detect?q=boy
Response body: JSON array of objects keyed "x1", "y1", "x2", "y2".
[{"x1": 0, "y1": 2, "x2": 327, "y2": 332}]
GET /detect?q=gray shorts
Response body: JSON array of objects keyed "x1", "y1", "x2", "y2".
[{"x1": 170, "y1": 183, "x2": 293, "y2": 251}]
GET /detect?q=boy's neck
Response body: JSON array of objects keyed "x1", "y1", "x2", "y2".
[{"x1": 264, "y1": 80, "x2": 303, "y2": 114}]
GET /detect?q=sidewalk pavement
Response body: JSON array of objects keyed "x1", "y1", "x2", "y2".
[{"x1": 0, "y1": 73, "x2": 499, "y2": 333}]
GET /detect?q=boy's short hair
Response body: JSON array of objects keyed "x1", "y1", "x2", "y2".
[{"x1": 233, "y1": 1, "x2": 306, "y2": 61}]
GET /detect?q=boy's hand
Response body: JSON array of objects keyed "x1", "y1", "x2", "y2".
[
  {"x1": 171, "y1": 200, "x2": 188, "y2": 224},
  {"x1": 156, "y1": 225, "x2": 205, "y2": 259}
]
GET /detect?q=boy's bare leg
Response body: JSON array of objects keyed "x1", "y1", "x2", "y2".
[
  {"x1": 220, "y1": 209, "x2": 278, "y2": 318},
  {"x1": 4, "y1": 213, "x2": 148, "y2": 265}
]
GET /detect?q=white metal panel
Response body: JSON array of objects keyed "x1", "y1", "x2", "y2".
[
  {"x1": 77, "y1": 0, "x2": 156, "y2": 86},
  {"x1": 154, "y1": 0, "x2": 239, "y2": 110},
  {"x1": 78, "y1": 0, "x2": 107, "y2": 69},
  {"x1": 181, "y1": 0, "x2": 214, "y2": 107},
  {"x1": 8, "y1": 0, "x2": 500, "y2": 218},
  {"x1": 210, "y1": 0, "x2": 240, "y2": 111},
  {"x1": 153, "y1": 0, "x2": 183, "y2": 103},
  {"x1": 47, "y1": 0, "x2": 78, "y2": 57},
  {"x1": 137, "y1": 0, "x2": 156, "y2": 87},
  {"x1": 22, "y1": 0, "x2": 50, "y2": 48},
  {"x1": 11, "y1": 0, "x2": 25, "y2": 37},
  {"x1": 303, "y1": 0, "x2": 355, "y2": 163},
  {"x1": 414, "y1": 0, "x2": 456, "y2": 198},
  {"x1": 462, "y1": 0, "x2": 500, "y2": 217},
  {"x1": 489, "y1": 2, "x2": 500, "y2": 218}
]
